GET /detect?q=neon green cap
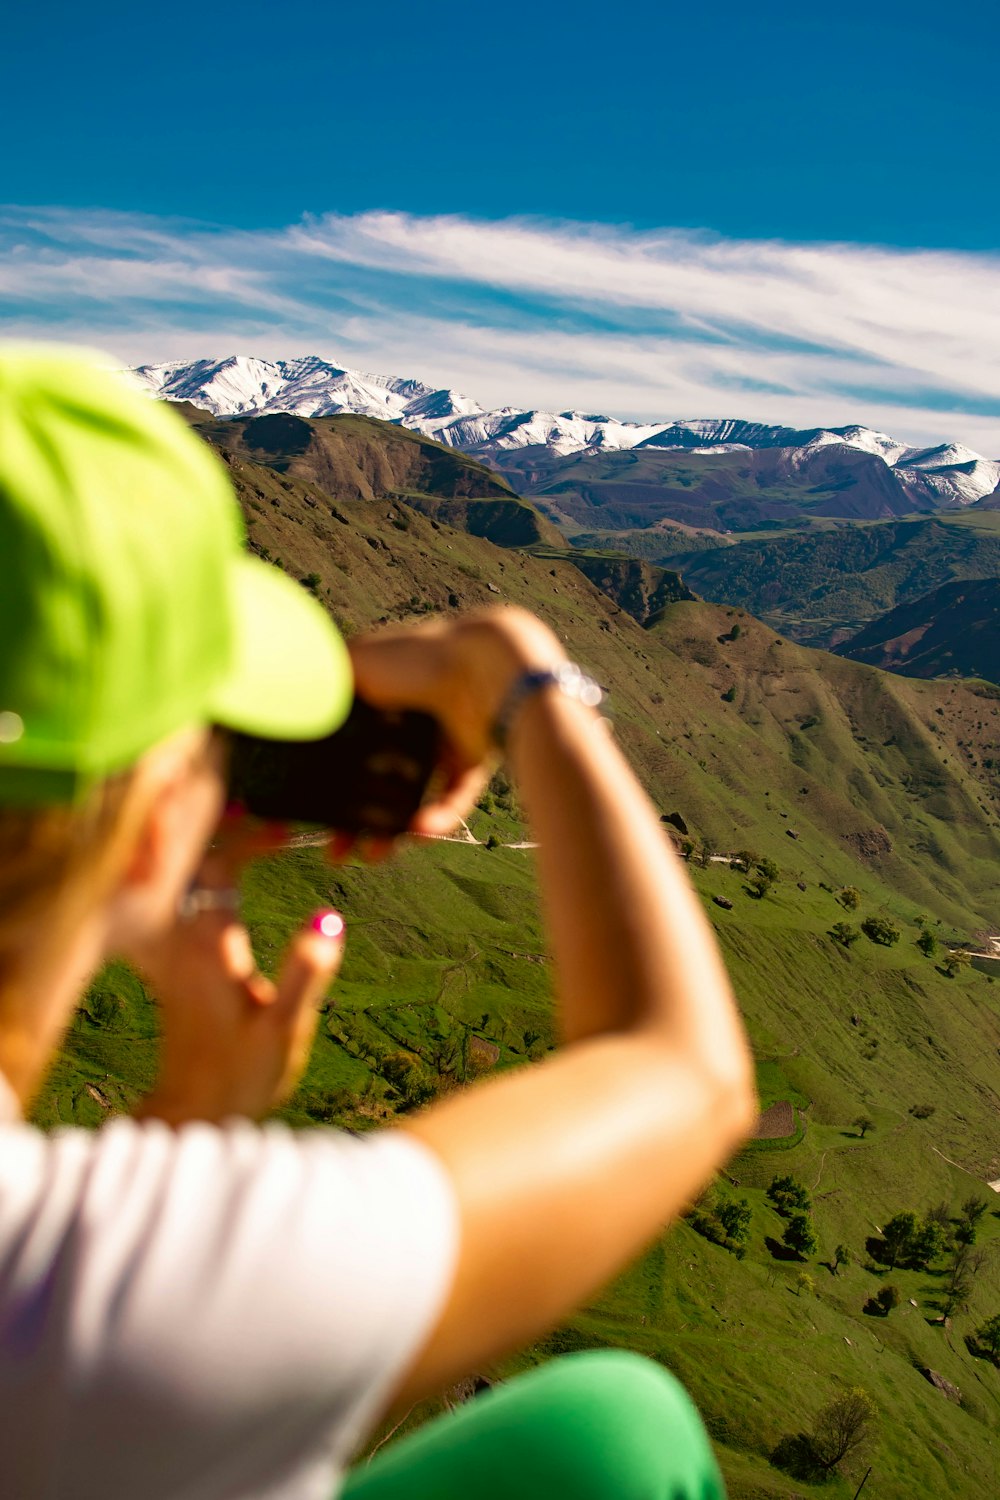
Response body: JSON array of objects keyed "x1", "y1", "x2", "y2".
[{"x1": 0, "y1": 346, "x2": 353, "y2": 804}]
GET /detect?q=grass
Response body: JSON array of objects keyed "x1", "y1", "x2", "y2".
[{"x1": 29, "y1": 448, "x2": 1000, "y2": 1498}]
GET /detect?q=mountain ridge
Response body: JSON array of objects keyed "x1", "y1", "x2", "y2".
[{"x1": 129, "y1": 354, "x2": 1000, "y2": 513}]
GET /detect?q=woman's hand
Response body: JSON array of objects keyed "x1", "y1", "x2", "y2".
[
  {"x1": 130, "y1": 816, "x2": 345, "y2": 1126},
  {"x1": 132, "y1": 608, "x2": 563, "y2": 1120},
  {"x1": 349, "y1": 606, "x2": 566, "y2": 837}
]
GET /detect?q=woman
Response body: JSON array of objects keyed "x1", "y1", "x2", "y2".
[{"x1": 0, "y1": 348, "x2": 756, "y2": 1500}]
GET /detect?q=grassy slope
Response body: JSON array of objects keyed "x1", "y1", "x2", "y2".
[{"x1": 34, "y1": 443, "x2": 1000, "y2": 1499}]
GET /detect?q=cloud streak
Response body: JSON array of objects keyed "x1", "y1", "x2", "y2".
[{"x1": 2, "y1": 204, "x2": 998, "y2": 451}]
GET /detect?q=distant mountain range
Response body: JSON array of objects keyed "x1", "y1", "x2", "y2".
[{"x1": 130, "y1": 355, "x2": 1000, "y2": 519}]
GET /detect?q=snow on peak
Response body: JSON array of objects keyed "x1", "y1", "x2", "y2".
[{"x1": 128, "y1": 355, "x2": 991, "y2": 501}]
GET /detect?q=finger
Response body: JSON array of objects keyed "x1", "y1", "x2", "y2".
[
  {"x1": 214, "y1": 821, "x2": 289, "y2": 867},
  {"x1": 348, "y1": 624, "x2": 445, "y2": 710},
  {"x1": 411, "y1": 765, "x2": 490, "y2": 836},
  {"x1": 357, "y1": 835, "x2": 396, "y2": 864},
  {"x1": 326, "y1": 832, "x2": 357, "y2": 865},
  {"x1": 275, "y1": 909, "x2": 347, "y2": 1022}
]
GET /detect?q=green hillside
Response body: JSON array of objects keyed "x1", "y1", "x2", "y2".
[
  {"x1": 657, "y1": 513, "x2": 1000, "y2": 649},
  {"x1": 34, "y1": 422, "x2": 1000, "y2": 1500}
]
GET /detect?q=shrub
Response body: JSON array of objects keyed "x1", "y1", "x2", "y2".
[
  {"x1": 767, "y1": 1174, "x2": 812, "y2": 1216},
  {"x1": 839, "y1": 886, "x2": 862, "y2": 910},
  {"x1": 831, "y1": 921, "x2": 859, "y2": 946},
  {"x1": 975, "y1": 1314, "x2": 1000, "y2": 1360},
  {"x1": 917, "y1": 928, "x2": 938, "y2": 958},
  {"x1": 876, "y1": 1284, "x2": 900, "y2": 1315},
  {"x1": 686, "y1": 1194, "x2": 751, "y2": 1256},
  {"x1": 861, "y1": 916, "x2": 900, "y2": 946},
  {"x1": 909, "y1": 1218, "x2": 947, "y2": 1268},
  {"x1": 811, "y1": 1387, "x2": 878, "y2": 1472},
  {"x1": 716, "y1": 1197, "x2": 752, "y2": 1245},
  {"x1": 880, "y1": 1211, "x2": 917, "y2": 1269}
]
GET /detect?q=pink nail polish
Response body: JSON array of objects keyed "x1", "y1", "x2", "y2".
[{"x1": 311, "y1": 909, "x2": 345, "y2": 941}]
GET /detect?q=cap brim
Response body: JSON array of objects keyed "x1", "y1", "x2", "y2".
[{"x1": 209, "y1": 554, "x2": 353, "y2": 740}]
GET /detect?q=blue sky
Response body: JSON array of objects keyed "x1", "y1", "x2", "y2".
[{"x1": 2, "y1": 0, "x2": 999, "y2": 449}]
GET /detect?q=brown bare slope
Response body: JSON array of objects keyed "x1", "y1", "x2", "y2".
[
  {"x1": 188, "y1": 407, "x2": 565, "y2": 549},
  {"x1": 837, "y1": 577, "x2": 1000, "y2": 685}
]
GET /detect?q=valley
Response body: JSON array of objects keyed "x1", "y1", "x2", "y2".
[{"x1": 38, "y1": 399, "x2": 1000, "y2": 1499}]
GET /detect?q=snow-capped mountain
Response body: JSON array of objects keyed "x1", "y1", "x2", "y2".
[{"x1": 128, "y1": 355, "x2": 1000, "y2": 507}]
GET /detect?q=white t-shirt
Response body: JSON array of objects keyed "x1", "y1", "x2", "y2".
[{"x1": 0, "y1": 1072, "x2": 458, "y2": 1500}]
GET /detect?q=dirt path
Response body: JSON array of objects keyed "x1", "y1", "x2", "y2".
[
  {"x1": 930, "y1": 1144, "x2": 990, "y2": 1183},
  {"x1": 288, "y1": 821, "x2": 538, "y2": 852}
]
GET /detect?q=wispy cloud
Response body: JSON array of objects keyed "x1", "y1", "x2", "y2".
[{"x1": 2, "y1": 204, "x2": 999, "y2": 451}]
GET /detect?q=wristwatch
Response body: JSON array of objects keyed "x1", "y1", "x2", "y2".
[{"x1": 491, "y1": 661, "x2": 604, "y2": 750}]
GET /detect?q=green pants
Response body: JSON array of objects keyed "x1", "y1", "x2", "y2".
[{"x1": 343, "y1": 1351, "x2": 726, "y2": 1499}]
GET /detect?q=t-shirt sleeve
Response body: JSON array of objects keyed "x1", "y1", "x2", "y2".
[{"x1": 0, "y1": 1118, "x2": 459, "y2": 1500}]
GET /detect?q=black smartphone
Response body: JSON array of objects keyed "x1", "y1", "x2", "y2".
[{"x1": 226, "y1": 697, "x2": 442, "y2": 835}]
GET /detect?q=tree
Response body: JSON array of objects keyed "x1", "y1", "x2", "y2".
[
  {"x1": 839, "y1": 886, "x2": 862, "y2": 911},
  {"x1": 748, "y1": 873, "x2": 773, "y2": 899},
  {"x1": 941, "y1": 1243, "x2": 985, "y2": 1318},
  {"x1": 917, "y1": 928, "x2": 938, "y2": 958},
  {"x1": 909, "y1": 1218, "x2": 947, "y2": 1269},
  {"x1": 861, "y1": 916, "x2": 901, "y2": 946},
  {"x1": 767, "y1": 1174, "x2": 811, "y2": 1216},
  {"x1": 881, "y1": 1211, "x2": 917, "y2": 1270},
  {"x1": 961, "y1": 1196, "x2": 988, "y2": 1235},
  {"x1": 833, "y1": 1244, "x2": 851, "y2": 1275},
  {"x1": 831, "y1": 921, "x2": 860, "y2": 947},
  {"x1": 732, "y1": 848, "x2": 756, "y2": 874},
  {"x1": 756, "y1": 856, "x2": 780, "y2": 883},
  {"x1": 943, "y1": 949, "x2": 971, "y2": 977},
  {"x1": 976, "y1": 1314, "x2": 1000, "y2": 1360},
  {"x1": 796, "y1": 1271, "x2": 816, "y2": 1298},
  {"x1": 783, "y1": 1212, "x2": 818, "y2": 1259},
  {"x1": 876, "y1": 1284, "x2": 900, "y2": 1315},
  {"x1": 853, "y1": 1115, "x2": 874, "y2": 1138},
  {"x1": 717, "y1": 1197, "x2": 752, "y2": 1245},
  {"x1": 809, "y1": 1387, "x2": 878, "y2": 1472}
]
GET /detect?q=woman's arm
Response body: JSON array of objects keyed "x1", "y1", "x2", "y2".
[{"x1": 351, "y1": 609, "x2": 757, "y2": 1408}]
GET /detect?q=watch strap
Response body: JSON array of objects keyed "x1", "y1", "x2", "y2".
[{"x1": 492, "y1": 661, "x2": 603, "y2": 750}]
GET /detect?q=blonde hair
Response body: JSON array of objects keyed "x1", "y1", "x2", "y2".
[
  {"x1": 0, "y1": 726, "x2": 218, "y2": 984},
  {"x1": 0, "y1": 774, "x2": 146, "y2": 983}
]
